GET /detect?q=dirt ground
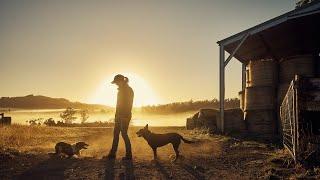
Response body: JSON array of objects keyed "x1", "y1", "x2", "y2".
[{"x1": 0, "y1": 126, "x2": 317, "y2": 179}]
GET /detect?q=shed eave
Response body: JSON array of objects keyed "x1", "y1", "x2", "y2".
[{"x1": 217, "y1": 1, "x2": 320, "y2": 47}]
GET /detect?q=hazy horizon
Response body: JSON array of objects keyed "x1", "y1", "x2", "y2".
[
  {"x1": 0, "y1": 93, "x2": 239, "y2": 108},
  {"x1": 0, "y1": 0, "x2": 294, "y2": 107}
]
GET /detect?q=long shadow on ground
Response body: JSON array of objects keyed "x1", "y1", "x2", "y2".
[
  {"x1": 123, "y1": 159, "x2": 135, "y2": 179},
  {"x1": 104, "y1": 158, "x2": 116, "y2": 179},
  {"x1": 16, "y1": 156, "x2": 77, "y2": 180},
  {"x1": 104, "y1": 159, "x2": 135, "y2": 180}
]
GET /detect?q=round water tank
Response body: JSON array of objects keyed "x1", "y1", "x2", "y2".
[
  {"x1": 279, "y1": 55, "x2": 315, "y2": 83},
  {"x1": 247, "y1": 59, "x2": 278, "y2": 87},
  {"x1": 244, "y1": 109, "x2": 277, "y2": 140},
  {"x1": 245, "y1": 86, "x2": 276, "y2": 110},
  {"x1": 277, "y1": 83, "x2": 291, "y2": 105}
]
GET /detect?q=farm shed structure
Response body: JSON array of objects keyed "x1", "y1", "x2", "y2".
[
  {"x1": 0, "y1": 113, "x2": 11, "y2": 125},
  {"x1": 217, "y1": 1, "x2": 320, "y2": 138}
]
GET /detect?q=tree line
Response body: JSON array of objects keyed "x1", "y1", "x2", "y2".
[
  {"x1": 140, "y1": 98, "x2": 240, "y2": 114},
  {"x1": 26, "y1": 107, "x2": 113, "y2": 127}
]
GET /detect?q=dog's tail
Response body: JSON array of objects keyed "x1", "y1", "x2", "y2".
[{"x1": 179, "y1": 135, "x2": 194, "y2": 144}]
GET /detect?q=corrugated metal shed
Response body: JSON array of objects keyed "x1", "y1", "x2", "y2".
[
  {"x1": 217, "y1": 1, "x2": 320, "y2": 63},
  {"x1": 217, "y1": 0, "x2": 320, "y2": 134}
]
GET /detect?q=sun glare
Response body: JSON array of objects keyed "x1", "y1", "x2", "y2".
[{"x1": 89, "y1": 73, "x2": 160, "y2": 107}]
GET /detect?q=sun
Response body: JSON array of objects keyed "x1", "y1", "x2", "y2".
[{"x1": 89, "y1": 73, "x2": 161, "y2": 107}]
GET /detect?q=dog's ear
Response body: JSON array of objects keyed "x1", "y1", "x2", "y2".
[{"x1": 145, "y1": 124, "x2": 148, "y2": 129}]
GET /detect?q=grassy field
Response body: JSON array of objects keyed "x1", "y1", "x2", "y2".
[{"x1": 1, "y1": 125, "x2": 319, "y2": 179}]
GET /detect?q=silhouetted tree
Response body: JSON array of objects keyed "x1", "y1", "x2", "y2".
[
  {"x1": 80, "y1": 109, "x2": 89, "y2": 124},
  {"x1": 60, "y1": 107, "x2": 77, "y2": 124}
]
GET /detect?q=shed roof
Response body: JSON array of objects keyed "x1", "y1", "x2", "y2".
[{"x1": 217, "y1": 1, "x2": 320, "y2": 63}]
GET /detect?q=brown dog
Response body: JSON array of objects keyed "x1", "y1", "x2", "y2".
[
  {"x1": 136, "y1": 124, "x2": 193, "y2": 161},
  {"x1": 55, "y1": 141, "x2": 89, "y2": 158}
]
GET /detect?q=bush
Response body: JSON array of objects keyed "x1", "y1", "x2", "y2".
[
  {"x1": 26, "y1": 118, "x2": 43, "y2": 126},
  {"x1": 43, "y1": 118, "x2": 56, "y2": 126}
]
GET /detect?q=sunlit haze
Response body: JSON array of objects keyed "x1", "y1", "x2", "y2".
[
  {"x1": 0, "y1": 0, "x2": 294, "y2": 107},
  {"x1": 89, "y1": 73, "x2": 160, "y2": 107}
]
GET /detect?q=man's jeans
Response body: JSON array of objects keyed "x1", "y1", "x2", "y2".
[{"x1": 109, "y1": 117, "x2": 132, "y2": 157}]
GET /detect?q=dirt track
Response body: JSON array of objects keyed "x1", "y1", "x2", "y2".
[{"x1": 0, "y1": 127, "x2": 282, "y2": 179}]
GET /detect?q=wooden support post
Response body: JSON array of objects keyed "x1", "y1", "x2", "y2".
[
  {"x1": 219, "y1": 45, "x2": 225, "y2": 133},
  {"x1": 219, "y1": 33, "x2": 248, "y2": 133},
  {"x1": 242, "y1": 63, "x2": 246, "y2": 90}
]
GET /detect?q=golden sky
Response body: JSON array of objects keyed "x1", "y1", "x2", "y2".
[{"x1": 0, "y1": 0, "x2": 294, "y2": 106}]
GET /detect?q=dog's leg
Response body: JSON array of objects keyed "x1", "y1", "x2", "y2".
[
  {"x1": 172, "y1": 143, "x2": 180, "y2": 162},
  {"x1": 152, "y1": 148, "x2": 158, "y2": 160}
]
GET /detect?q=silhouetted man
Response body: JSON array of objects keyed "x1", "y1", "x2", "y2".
[{"x1": 107, "y1": 74, "x2": 134, "y2": 160}]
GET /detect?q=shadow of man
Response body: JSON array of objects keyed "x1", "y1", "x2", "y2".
[
  {"x1": 105, "y1": 159, "x2": 135, "y2": 180},
  {"x1": 123, "y1": 160, "x2": 135, "y2": 179},
  {"x1": 104, "y1": 159, "x2": 116, "y2": 180},
  {"x1": 16, "y1": 156, "x2": 77, "y2": 180}
]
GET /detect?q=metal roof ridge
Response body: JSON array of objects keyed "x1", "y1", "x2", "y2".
[{"x1": 217, "y1": 0, "x2": 320, "y2": 46}]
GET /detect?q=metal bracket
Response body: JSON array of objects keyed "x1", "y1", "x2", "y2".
[{"x1": 224, "y1": 33, "x2": 250, "y2": 67}]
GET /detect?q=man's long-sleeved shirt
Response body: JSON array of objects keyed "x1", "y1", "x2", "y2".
[{"x1": 115, "y1": 84, "x2": 134, "y2": 119}]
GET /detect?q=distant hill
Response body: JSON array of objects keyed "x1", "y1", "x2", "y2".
[{"x1": 0, "y1": 94, "x2": 111, "y2": 110}]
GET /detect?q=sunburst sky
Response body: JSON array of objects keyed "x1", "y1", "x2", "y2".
[{"x1": 0, "y1": 0, "x2": 294, "y2": 106}]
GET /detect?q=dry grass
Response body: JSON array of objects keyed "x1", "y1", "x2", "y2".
[
  {"x1": 0, "y1": 125, "x2": 199, "y2": 158},
  {"x1": 3, "y1": 124, "x2": 301, "y2": 179},
  {"x1": 0, "y1": 124, "x2": 63, "y2": 149},
  {"x1": 0, "y1": 124, "x2": 110, "y2": 153},
  {"x1": 260, "y1": 148, "x2": 320, "y2": 179}
]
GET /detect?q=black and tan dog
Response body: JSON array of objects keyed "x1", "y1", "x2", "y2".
[
  {"x1": 136, "y1": 124, "x2": 193, "y2": 161},
  {"x1": 54, "y1": 141, "x2": 89, "y2": 158}
]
